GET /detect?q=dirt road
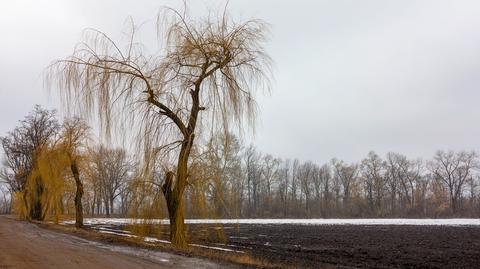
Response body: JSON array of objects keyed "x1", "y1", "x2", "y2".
[{"x1": 0, "y1": 216, "x2": 235, "y2": 269}]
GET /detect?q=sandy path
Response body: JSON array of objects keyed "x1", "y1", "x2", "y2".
[{"x1": 0, "y1": 216, "x2": 233, "y2": 269}]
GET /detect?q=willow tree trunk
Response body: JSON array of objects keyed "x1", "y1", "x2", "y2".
[
  {"x1": 70, "y1": 160, "x2": 84, "y2": 228},
  {"x1": 162, "y1": 171, "x2": 187, "y2": 248},
  {"x1": 22, "y1": 191, "x2": 30, "y2": 220},
  {"x1": 162, "y1": 135, "x2": 194, "y2": 248},
  {"x1": 29, "y1": 175, "x2": 45, "y2": 221}
]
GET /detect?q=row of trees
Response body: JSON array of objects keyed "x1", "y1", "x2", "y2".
[
  {"x1": 0, "y1": 106, "x2": 91, "y2": 226},
  {"x1": 184, "y1": 133, "x2": 480, "y2": 219},
  {"x1": 0, "y1": 106, "x2": 137, "y2": 223},
  {"x1": 2, "y1": 108, "x2": 478, "y2": 223}
]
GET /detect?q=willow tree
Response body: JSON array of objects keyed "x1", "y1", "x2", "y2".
[
  {"x1": 48, "y1": 5, "x2": 271, "y2": 247},
  {"x1": 30, "y1": 144, "x2": 68, "y2": 223},
  {"x1": 61, "y1": 118, "x2": 90, "y2": 228},
  {"x1": 0, "y1": 106, "x2": 59, "y2": 220}
]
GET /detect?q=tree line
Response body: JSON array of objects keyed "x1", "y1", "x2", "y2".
[
  {"x1": 0, "y1": 106, "x2": 133, "y2": 222},
  {"x1": 2, "y1": 106, "x2": 479, "y2": 223},
  {"x1": 185, "y1": 133, "x2": 480, "y2": 219}
]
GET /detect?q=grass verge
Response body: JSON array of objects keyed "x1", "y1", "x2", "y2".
[{"x1": 33, "y1": 219, "x2": 289, "y2": 269}]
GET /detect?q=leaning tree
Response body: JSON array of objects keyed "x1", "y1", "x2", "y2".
[
  {"x1": 48, "y1": 5, "x2": 271, "y2": 247},
  {"x1": 60, "y1": 117, "x2": 91, "y2": 228}
]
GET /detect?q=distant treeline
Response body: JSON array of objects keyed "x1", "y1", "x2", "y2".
[
  {"x1": 1, "y1": 106, "x2": 479, "y2": 219},
  {"x1": 183, "y1": 134, "x2": 479, "y2": 219}
]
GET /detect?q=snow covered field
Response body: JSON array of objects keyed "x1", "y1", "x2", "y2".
[{"x1": 64, "y1": 218, "x2": 480, "y2": 226}]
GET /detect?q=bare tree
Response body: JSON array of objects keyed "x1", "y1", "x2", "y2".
[
  {"x1": 290, "y1": 159, "x2": 300, "y2": 215},
  {"x1": 48, "y1": 4, "x2": 271, "y2": 247},
  {"x1": 260, "y1": 154, "x2": 280, "y2": 215},
  {"x1": 332, "y1": 159, "x2": 358, "y2": 215},
  {"x1": 316, "y1": 164, "x2": 331, "y2": 217},
  {"x1": 201, "y1": 131, "x2": 243, "y2": 218},
  {"x1": 402, "y1": 158, "x2": 423, "y2": 213},
  {"x1": 385, "y1": 152, "x2": 400, "y2": 215},
  {"x1": 60, "y1": 117, "x2": 91, "y2": 227},
  {"x1": 118, "y1": 172, "x2": 134, "y2": 216},
  {"x1": 467, "y1": 176, "x2": 479, "y2": 216},
  {"x1": 244, "y1": 145, "x2": 262, "y2": 217},
  {"x1": 361, "y1": 151, "x2": 386, "y2": 216},
  {"x1": 88, "y1": 146, "x2": 130, "y2": 216},
  {"x1": 0, "y1": 106, "x2": 59, "y2": 220},
  {"x1": 430, "y1": 150, "x2": 478, "y2": 213},
  {"x1": 298, "y1": 161, "x2": 316, "y2": 216},
  {"x1": 277, "y1": 159, "x2": 291, "y2": 217}
]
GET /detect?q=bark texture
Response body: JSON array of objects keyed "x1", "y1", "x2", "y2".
[{"x1": 71, "y1": 160, "x2": 84, "y2": 228}]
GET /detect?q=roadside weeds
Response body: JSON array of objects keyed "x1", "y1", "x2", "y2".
[{"x1": 32, "y1": 219, "x2": 290, "y2": 269}]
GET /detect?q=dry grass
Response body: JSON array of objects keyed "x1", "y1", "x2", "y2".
[{"x1": 34, "y1": 220, "x2": 288, "y2": 269}]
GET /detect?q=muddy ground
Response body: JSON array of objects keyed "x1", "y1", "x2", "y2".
[
  {"x1": 216, "y1": 224, "x2": 480, "y2": 268},
  {"x1": 0, "y1": 216, "x2": 239, "y2": 269},
  {"x1": 92, "y1": 222, "x2": 480, "y2": 268}
]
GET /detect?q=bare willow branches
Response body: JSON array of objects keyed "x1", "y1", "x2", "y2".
[
  {"x1": 0, "y1": 106, "x2": 60, "y2": 220},
  {"x1": 47, "y1": 6, "x2": 271, "y2": 162},
  {"x1": 47, "y1": 4, "x2": 272, "y2": 247}
]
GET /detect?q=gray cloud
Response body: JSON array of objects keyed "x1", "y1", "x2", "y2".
[{"x1": 1, "y1": 0, "x2": 479, "y2": 164}]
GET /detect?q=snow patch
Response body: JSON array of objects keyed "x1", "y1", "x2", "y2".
[
  {"x1": 98, "y1": 230, "x2": 135, "y2": 238},
  {"x1": 61, "y1": 221, "x2": 243, "y2": 253},
  {"x1": 189, "y1": 243, "x2": 244, "y2": 253},
  {"x1": 64, "y1": 218, "x2": 480, "y2": 226},
  {"x1": 144, "y1": 236, "x2": 170, "y2": 244},
  {"x1": 230, "y1": 236, "x2": 249, "y2": 240}
]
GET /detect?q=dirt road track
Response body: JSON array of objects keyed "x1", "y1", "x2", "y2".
[{"x1": 0, "y1": 216, "x2": 235, "y2": 269}]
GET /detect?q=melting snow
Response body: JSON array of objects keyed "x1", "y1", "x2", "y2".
[
  {"x1": 144, "y1": 236, "x2": 170, "y2": 244},
  {"x1": 60, "y1": 217, "x2": 480, "y2": 254},
  {"x1": 189, "y1": 243, "x2": 244, "y2": 253},
  {"x1": 98, "y1": 230, "x2": 136, "y2": 237},
  {"x1": 63, "y1": 221, "x2": 243, "y2": 253},
  {"x1": 63, "y1": 218, "x2": 480, "y2": 226}
]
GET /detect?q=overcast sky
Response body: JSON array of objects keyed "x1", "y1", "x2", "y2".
[{"x1": 1, "y1": 0, "x2": 480, "y2": 164}]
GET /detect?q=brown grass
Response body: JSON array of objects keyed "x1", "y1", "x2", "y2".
[{"x1": 34, "y1": 220, "x2": 289, "y2": 269}]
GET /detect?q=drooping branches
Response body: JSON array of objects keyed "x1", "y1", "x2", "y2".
[
  {"x1": 47, "y1": 6, "x2": 271, "y2": 160},
  {"x1": 0, "y1": 106, "x2": 60, "y2": 220},
  {"x1": 47, "y1": 4, "x2": 272, "y2": 247},
  {"x1": 60, "y1": 117, "x2": 91, "y2": 227}
]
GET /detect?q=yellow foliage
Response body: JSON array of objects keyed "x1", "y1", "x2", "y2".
[
  {"x1": 12, "y1": 191, "x2": 27, "y2": 218},
  {"x1": 24, "y1": 146, "x2": 70, "y2": 223}
]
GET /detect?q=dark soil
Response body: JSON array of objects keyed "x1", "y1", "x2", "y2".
[{"x1": 90, "y1": 223, "x2": 480, "y2": 269}]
